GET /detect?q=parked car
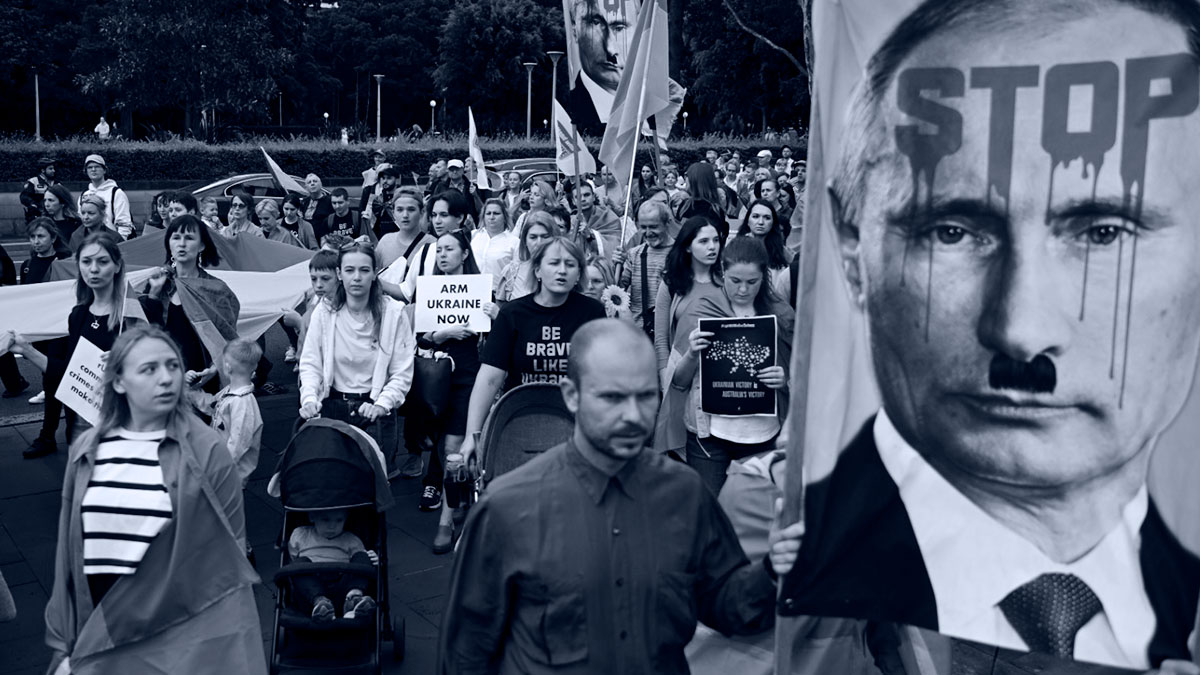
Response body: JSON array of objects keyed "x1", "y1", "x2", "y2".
[
  {"x1": 183, "y1": 173, "x2": 363, "y2": 222},
  {"x1": 485, "y1": 158, "x2": 564, "y2": 192}
]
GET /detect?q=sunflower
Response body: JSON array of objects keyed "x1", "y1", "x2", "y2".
[{"x1": 601, "y1": 285, "x2": 632, "y2": 320}]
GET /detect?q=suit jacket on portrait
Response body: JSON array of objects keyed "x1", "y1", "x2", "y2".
[
  {"x1": 778, "y1": 417, "x2": 1200, "y2": 667},
  {"x1": 566, "y1": 77, "x2": 607, "y2": 139}
]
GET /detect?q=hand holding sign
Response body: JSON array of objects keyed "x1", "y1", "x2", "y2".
[{"x1": 54, "y1": 337, "x2": 107, "y2": 426}]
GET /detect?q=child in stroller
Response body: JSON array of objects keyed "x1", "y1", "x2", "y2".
[{"x1": 287, "y1": 508, "x2": 379, "y2": 621}]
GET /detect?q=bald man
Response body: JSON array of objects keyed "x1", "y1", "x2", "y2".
[{"x1": 440, "y1": 319, "x2": 803, "y2": 675}]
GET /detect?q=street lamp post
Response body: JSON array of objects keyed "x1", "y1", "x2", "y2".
[
  {"x1": 682, "y1": 111, "x2": 688, "y2": 132},
  {"x1": 373, "y1": 74, "x2": 384, "y2": 142},
  {"x1": 33, "y1": 69, "x2": 41, "y2": 142},
  {"x1": 430, "y1": 100, "x2": 437, "y2": 134},
  {"x1": 323, "y1": 112, "x2": 330, "y2": 136},
  {"x1": 523, "y1": 62, "x2": 537, "y2": 140},
  {"x1": 547, "y1": 51, "x2": 564, "y2": 139}
]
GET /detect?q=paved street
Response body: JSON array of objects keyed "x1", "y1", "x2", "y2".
[{"x1": 0, "y1": 327, "x2": 450, "y2": 674}]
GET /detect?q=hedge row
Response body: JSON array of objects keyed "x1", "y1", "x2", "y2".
[{"x1": 0, "y1": 136, "x2": 806, "y2": 183}]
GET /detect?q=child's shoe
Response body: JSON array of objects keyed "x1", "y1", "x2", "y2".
[
  {"x1": 312, "y1": 596, "x2": 335, "y2": 621},
  {"x1": 343, "y1": 590, "x2": 376, "y2": 620}
]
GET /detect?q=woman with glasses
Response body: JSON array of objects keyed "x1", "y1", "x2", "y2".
[{"x1": 217, "y1": 190, "x2": 262, "y2": 239}]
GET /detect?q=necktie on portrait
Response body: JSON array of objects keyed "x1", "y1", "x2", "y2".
[{"x1": 998, "y1": 572, "x2": 1103, "y2": 659}]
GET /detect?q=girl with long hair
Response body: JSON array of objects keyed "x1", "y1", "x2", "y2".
[
  {"x1": 737, "y1": 198, "x2": 794, "y2": 299},
  {"x1": 495, "y1": 211, "x2": 561, "y2": 304},
  {"x1": 298, "y1": 241, "x2": 415, "y2": 448},
  {"x1": 679, "y1": 162, "x2": 728, "y2": 240},
  {"x1": 659, "y1": 236, "x2": 793, "y2": 493},
  {"x1": 9, "y1": 233, "x2": 130, "y2": 458},
  {"x1": 42, "y1": 324, "x2": 265, "y2": 674},
  {"x1": 653, "y1": 215, "x2": 725, "y2": 383},
  {"x1": 281, "y1": 194, "x2": 320, "y2": 249},
  {"x1": 42, "y1": 184, "x2": 82, "y2": 244},
  {"x1": 144, "y1": 191, "x2": 172, "y2": 233},
  {"x1": 460, "y1": 235, "x2": 605, "y2": 462},
  {"x1": 414, "y1": 229, "x2": 487, "y2": 552}
]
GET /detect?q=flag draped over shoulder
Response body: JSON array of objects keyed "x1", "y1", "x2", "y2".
[
  {"x1": 554, "y1": 99, "x2": 598, "y2": 176},
  {"x1": 598, "y1": 0, "x2": 670, "y2": 184}
]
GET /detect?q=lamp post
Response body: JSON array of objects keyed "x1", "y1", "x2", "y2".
[
  {"x1": 323, "y1": 112, "x2": 330, "y2": 136},
  {"x1": 373, "y1": 74, "x2": 384, "y2": 142},
  {"x1": 523, "y1": 61, "x2": 537, "y2": 140},
  {"x1": 682, "y1": 111, "x2": 688, "y2": 132},
  {"x1": 33, "y1": 68, "x2": 41, "y2": 142},
  {"x1": 430, "y1": 100, "x2": 437, "y2": 133},
  {"x1": 547, "y1": 51, "x2": 564, "y2": 138}
]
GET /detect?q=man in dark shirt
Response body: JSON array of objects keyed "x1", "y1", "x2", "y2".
[
  {"x1": 441, "y1": 319, "x2": 804, "y2": 674},
  {"x1": 20, "y1": 157, "x2": 57, "y2": 222},
  {"x1": 324, "y1": 188, "x2": 368, "y2": 244}
]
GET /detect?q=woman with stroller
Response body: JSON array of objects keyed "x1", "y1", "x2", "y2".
[
  {"x1": 42, "y1": 324, "x2": 264, "y2": 674},
  {"x1": 298, "y1": 241, "x2": 415, "y2": 445},
  {"x1": 8, "y1": 233, "x2": 128, "y2": 459}
]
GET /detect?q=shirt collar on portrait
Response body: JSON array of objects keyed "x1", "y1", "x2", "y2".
[
  {"x1": 566, "y1": 439, "x2": 639, "y2": 504},
  {"x1": 581, "y1": 72, "x2": 615, "y2": 124},
  {"x1": 873, "y1": 409, "x2": 1153, "y2": 659}
]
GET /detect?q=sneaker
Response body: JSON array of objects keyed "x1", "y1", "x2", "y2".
[
  {"x1": 23, "y1": 437, "x2": 56, "y2": 459},
  {"x1": 432, "y1": 524, "x2": 454, "y2": 555},
  {"x1": 28, "y1": 390, "x2": 45, "y2": 405},
  {"x1": 343, "y1": 593, "x2": 376, "y2": 620},
  {"x1": 284, "y1": 346, "x2": 298, "y2": 363},
  {"x1": 1, "y1": 379, "x2": 29, "y2": 398},
  {"x1": 419, "y1": 485, "x2": 441, "y2": 511},
  {"x1": 399, "y1": 453, "x2": 425, "y2": 478},
  {"x1": 312, "y1": 596, "x2": 335, "y2": 621}
]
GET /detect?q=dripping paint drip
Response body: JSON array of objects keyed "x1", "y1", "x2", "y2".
[
  {"x1": 1119, "y1": 233, "x2": 1138, "y2": 409},
  {"x1": 1110, "y1": 232, "x2": 1124, "y2": 380},
  {"x1": 1080, "y1": 170, "x2": 1099, "y2": 321}
]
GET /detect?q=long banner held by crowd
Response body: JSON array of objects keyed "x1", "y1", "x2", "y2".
[
  {"x1": 2, "y1": 231, "x2": 312, "y2": 343},
  {"x1": 779, "y1": 0, "x2": 1200, "y2": 672}
]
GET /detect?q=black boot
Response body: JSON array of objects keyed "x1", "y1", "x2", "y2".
[{"x1": 23, "y1": 436, "x2": 57, "y2": 459}]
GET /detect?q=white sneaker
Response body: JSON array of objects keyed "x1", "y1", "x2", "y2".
[
  {"x1": 284, "y1": 346, "x2": 298, "y2": 363},
  {"x1": 28, "y1": 391, "x2": 45, "y2": 405}
]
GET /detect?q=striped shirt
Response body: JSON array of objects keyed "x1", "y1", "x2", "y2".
[{"x1": 81, "y1": 429, "x2": 173, "y2": 575}]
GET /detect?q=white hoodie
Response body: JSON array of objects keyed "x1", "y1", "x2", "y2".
[{"x1": 79, "y1": 178, "x2": 132, "y2": 238}]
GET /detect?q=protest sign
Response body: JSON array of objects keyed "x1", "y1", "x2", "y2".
[
  {"x1": 698, "y1": 316, "x2": 776, "y2": 417},
  {"x1": 54, "y1": 337, "x2": 106, "y2": 426},
  {"x1": 777, "y1": 0, "x2": 1200, "y2": 671},
  {"x1": 414, "y1": 274, "x2": 493, "y2": 333}
]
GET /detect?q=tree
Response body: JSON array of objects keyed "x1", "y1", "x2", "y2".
[
  {"x1": 77, "y1": 0, "x2": 293, "y2": 131},
  {"x1": 682, "y1": 0, "x2": 809, "y2": 132},
  {"x1": 433, "y1": 0, "x2": 564, "y2": 134}
]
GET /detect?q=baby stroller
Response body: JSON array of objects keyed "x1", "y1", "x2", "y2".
[{"x1": 268, "y1": 418, "x2": 404, "y2": 673}]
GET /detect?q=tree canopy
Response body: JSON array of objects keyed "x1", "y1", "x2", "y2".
[{"x1": 0, "y1": 0, "x2": 809, "y2": 139}]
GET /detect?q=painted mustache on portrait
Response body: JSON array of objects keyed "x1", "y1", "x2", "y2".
[{"x1": 989, "y1": 354, "x2": 1056, "y2": 394}]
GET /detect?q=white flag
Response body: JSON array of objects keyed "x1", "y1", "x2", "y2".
[
  {"x1": 468, "y1": 108, "x2": 489, "y2": 190},
  {"x1": 553, "y1": 99, "x2": 597, "y2": 176}
]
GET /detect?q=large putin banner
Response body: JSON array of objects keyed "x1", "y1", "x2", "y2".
[{"x1": 779, "y1": 0, "x2": 1200, "y2": 672}]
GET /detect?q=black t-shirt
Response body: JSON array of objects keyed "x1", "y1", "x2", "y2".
[
  {"x1": 21, "y1": 253, "x2": 60, "y2": 285},
  {"x1": 326, "y1": 210, "x2": 360, "y2": 240},
  {"x1": 481, "y1": 292, "x2": 606, "y2": 392}
]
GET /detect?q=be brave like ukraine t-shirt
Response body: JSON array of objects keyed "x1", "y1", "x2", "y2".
[{"x1": 482, "y1": 292, "x2": 606, "y2": 392}]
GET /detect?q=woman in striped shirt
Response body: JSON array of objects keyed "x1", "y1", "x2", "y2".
[{"x1": 44, "y1": 325, "x2": 264, "y2": 674}]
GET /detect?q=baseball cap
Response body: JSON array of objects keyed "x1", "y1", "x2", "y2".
[
  {"x1": 447, "y1": 159, "x2": 464, "y2": 169},
  {"x1": 36, "y1": 156, "x2": 56, "y2": 169},
  {"x1": 756, "y1": 149, "x2": 773, "y2": 158},
  {"x1": 370, "y1": 147, "x2": 386, "y2": 159},
  {"x1": 84, "y1": 154, "x2": 106, "y2": 168}
]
